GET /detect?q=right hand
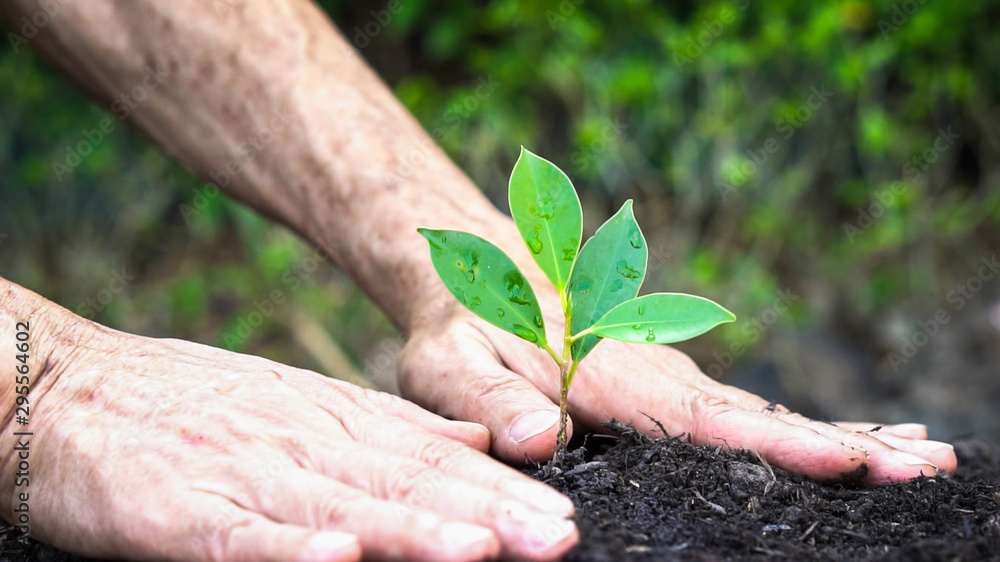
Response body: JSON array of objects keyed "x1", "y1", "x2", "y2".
[{"x1": 1, "y1": 320, "x2": 577, "y2": 561}]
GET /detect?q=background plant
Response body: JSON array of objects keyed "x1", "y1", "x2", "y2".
[{"x1": 420, "y1": 148, "x2": 734, "y2": 448}]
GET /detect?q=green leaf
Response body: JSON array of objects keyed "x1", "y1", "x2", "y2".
[
  {"x1": 418, "y1": 228, "x2": 548, "y2": 347},
  {"x1": 568, "y1": 200, "x2": 647, "y2": 361},
  {"x1": 508, "y1": 147, "x2": 582, "y2": 292},
  {"x1": 587, "y1": 293, "x2": 735, "y2": 344}
]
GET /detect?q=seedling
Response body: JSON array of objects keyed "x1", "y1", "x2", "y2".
[{"x1": 419, "y1": 148, "x2": 735, "y2": 450}]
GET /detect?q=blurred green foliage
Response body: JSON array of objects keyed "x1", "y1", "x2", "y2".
[{"x1": 1, "y1": 0, "x2": 998, "y2": 383}]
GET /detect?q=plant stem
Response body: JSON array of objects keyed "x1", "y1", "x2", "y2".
[
  {"x1": 556, "y1": 300, "x2": 575, "y2": 452},
  {"x1": 556, "y1": 360, "x2": 571, "y2": 451}
]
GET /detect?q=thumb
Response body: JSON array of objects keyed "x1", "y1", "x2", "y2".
[{"x1": 399, "y1": 325, "x2": 571, "y2": 462}]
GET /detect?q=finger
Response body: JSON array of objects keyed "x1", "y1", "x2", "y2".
[
  {"x1": 185, "y1": 496, "x2": 361, "y2": 562},
  {"x1": 357, "y1": 386, "x2": 492, "y2": 452},
  {"x1": 277, "y1": 366, "x2": 493, "y2": 452},
  {"x1": 767, "y1": 412, "x2": 944, "y2": 483},
  {"x1": 638, "y1": 378, "x2": 942, "y2": 484},
  {"x1": 226, "y1": 521, "x2": 361, "y2": 562},
  {"x1": 296, "y1": 449, "x2": 577, "y2": 560},
  {"x1": 251, "y1": 468, "x2": 505, "y2": 562},
  {"x1": 565, "y1": 369, "x2": 871, "y2": 481},
  {"x1": 686, "y1": 402, "x2": 871, "y2": 481},
  {"x1": 850, "y1": 431, "x2": 957, "y2": 474},
  {"x1": 332, "y1": 402, "x2": 574, "y2": 516},
  {"x1": 832, "y1": 421, "x2": 929, "y2": 439},
  {"x1": 400, "y1": 327, "x2": 570, "y2": 462}
]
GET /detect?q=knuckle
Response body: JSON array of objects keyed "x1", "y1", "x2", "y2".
[
  {"x1": 412, "y1": 436, "x2": 466, "y2": 470},
  {"x1": 311, "y1": 488, "x2": 365, "y2": 528},
  {"x1": 381, "y1": 461, "x2": 434, "y2": 502},
  {"x1": 198, "y1": 514, "x2": 253, "y2": 562}
]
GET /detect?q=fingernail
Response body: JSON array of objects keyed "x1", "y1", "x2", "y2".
[
  {"x1": 502, "y1": 501, "x2": 576, "y2": 553},
  {"x1": 509, "y1": 409, "x2": 560, "y2": 444},
  {"x1": 439, "y1": 522, "x2": 496, "y2": 552},
  {"x1": 886, "y1": 423, "x2": 927, "y2": 437},
  {"x1": 889, "y1": 450, "x2": 939, "y2": 471},
  {"x1": 928, "y1": 441, "x2": 955, "y2": 455},
  {"x1": 298, "y1": 532, "x2": 357, "y2": 561},
  {"x1": 456, "y1": 420, "x2": 490, "y2": 432},
  {"x1": 906, "y1": 439, "x2": 955, "y2": 457},
  {"x1": 503, "y1": 480, "x2": 575, "y2": 516}
]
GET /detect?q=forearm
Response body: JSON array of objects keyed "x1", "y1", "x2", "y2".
[{"x1": 1, "y1": 0, "x2": 522, "y2": 331}]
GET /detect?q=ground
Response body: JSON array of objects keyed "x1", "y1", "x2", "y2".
[
  {"x1": 2, "y1": 422, "x2": 999, "y2": 561},
  {"x1": 528, "y1": 421, "x2": 1000, "y2": 561}
]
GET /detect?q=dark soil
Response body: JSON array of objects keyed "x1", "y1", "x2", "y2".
[
  {"x1": 528, "y1": 421, "x2": 1000, "y2": 561},
  {"x1": 3, "y1": 423, "x2": 999, "y2": 561}
]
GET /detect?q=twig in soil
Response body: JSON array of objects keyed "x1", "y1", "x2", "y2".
[
  {"x1": 637, "y1": 410, "x2": 670, "y2": 439},
  {"x1": 797, "y1": 521, "x2": 819, "y2": 541},
  {"x1": 751, "y1": 450, "x2": 777, "y2": 495},
  {"x1": 565, "y1": 461, "x2": 609, "y2": 477},
  {"x1": 692, "y1": 489, "x2": 727, "y2": 515}
]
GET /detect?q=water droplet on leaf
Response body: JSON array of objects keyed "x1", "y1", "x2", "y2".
[
  {"x1": 573, "y1": 275, "x2": 594, "y2": 294},
  {"x1": 527, "y1": 237, "x2": 542, "y2": 254},
  {"x1": 512, "y1": 324, "x2": 539, "y2": 343},
  {"x1": 504, "y1": 271, "x2": 531, "y2": 305},
  {"x1": 632, "y1": 323, "x2": 642, "y2": 330},
  {"x1": 562, "y1": 247, "x2": 576, "y2": 261},
  {"x1": 469, "y1": 296, "x2": 481, "y2": 308},
  {"x1": 529, "y1": 196, "x2": 556, "y2": 219},
  {"x1": 496, "y1": 308, "x2": 505, "y2": 318},
  {"x1": 526, "y1": 225, "x2": 544, "y2": 255},
  {"x1": 637, "y1": 304, "x2": 646, "y2": 316},
  {"x1": 628, "y1": 229, "x2": 643, "y2": 249},
  {"x1": 616, "y1": 260, "x2": 641, "y2": 280},
  {"x1": 645, "y1": 327, "x2": 656, "y2": 342},
  {"x1": 532, "y1": 314, "x2": 544, "y2": 329},
  {"x1": 609, "y1": 279, "x2": 624, "y2": 292}
]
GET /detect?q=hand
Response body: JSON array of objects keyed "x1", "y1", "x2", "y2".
[
  {"x1": 399, "y1": 282, "x2": 957, "y2": 485},
  {"x1": 2, "y1": 324, "x2": 577, "y2": 561}
]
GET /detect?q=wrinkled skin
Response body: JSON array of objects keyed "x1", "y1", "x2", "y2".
[{"x1": 0, "y1": 306, "x2": 576, "y2": 562}]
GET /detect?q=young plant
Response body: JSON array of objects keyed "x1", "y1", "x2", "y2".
[{"x1": 418, "y1": 148, "x2": 735, "y2": 450}]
